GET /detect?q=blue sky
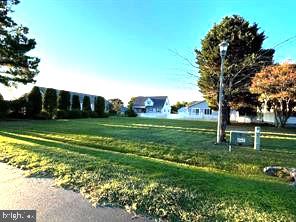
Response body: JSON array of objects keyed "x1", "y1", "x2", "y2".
[{"x1": 1, "y1": 0, "x2": 296, "y2": 104}]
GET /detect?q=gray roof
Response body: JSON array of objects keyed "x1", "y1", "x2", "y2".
[
  {"x1": 133, "y1": 96, "x2": 168, "y2": 109},
  {"x1": 38, "y1": 86, "x2": 103, "y2": 104},
  {"x1": 187, "y1": 100, "x2": 205, "y2": 108}
]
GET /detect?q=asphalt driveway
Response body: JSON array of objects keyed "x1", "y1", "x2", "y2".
[{"x1": 0, "y1": 163, "x2": 151, "y2": 222}]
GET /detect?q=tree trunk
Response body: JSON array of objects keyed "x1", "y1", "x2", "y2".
[{"x1": 226, "y1": 105, "x2": 231, "y2": 125}]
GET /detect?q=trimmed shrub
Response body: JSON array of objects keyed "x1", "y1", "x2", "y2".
[
  {"x1": 43, "y1": 88, "x2": 57, "y2": 118},
  {"x1": 34, "y1": 111, "x2": 50, "y2": 120},
  {"x1": 58, "y1": 90, "x2": 71, "y2": 111},
  {"x1": 67, "y1": 110, "x2": 82, "y2": 119},
  {"x1": 71, "y1": 95, "x2": 81, "y2": 111},
  {"x1": 89, "y1": 111, "x2": 98, "y2": 118},
  {"x1": 55, "y1": 109, "x2": 69, "y2": 119},
  {"x1": 95, "y1": 96, "x2": 105, "y2": 117},
  {"x1": 82, "y1": 110, "x2": 91, "y2": 118},
  {"x1": 27, "y1": 86, "x2": 42, "y2": 118},
  {"x1": 82, "y1": 96, "x2": 91, "y2": 112}
]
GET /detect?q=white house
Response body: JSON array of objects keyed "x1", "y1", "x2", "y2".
[
  {"x1": 133, "y1": 96, "x2": 171, "y2": 118},
  {"x1": 177, "y1": 100, "x2": 218, "y2": 120},
  {"x1": 260, "y1": 104, "x2": 296, "y2": 125}
]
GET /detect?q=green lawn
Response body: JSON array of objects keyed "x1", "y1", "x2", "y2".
[{"x1": 0, "y1": 117, "x2": 295, "y2": 221}]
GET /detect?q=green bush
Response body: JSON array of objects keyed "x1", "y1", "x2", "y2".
[
  {"x1": 55, "y1": 110, "x2": 69, "y2": 119},
  {"x1": 127, "y1": 97, "x2": 137, "y2": 117},
  {"x1": 67, "y1": 110, "x2": 82, "y2": 119},
  {"x1": 89, "y1": 111, "x2": 98, "y2": 118},
  {"x1": 94, "y1": 96, "x2": 105, "y2": 117},
  {"x1": 43, "y1": 88, "x2": 57, "y2": 118},
  {"x1": 57, "y1": 90, "x2": 71, "y2": 111},
  {"x1": 34, "y1": 111, "x2": 50, "y2": 120},
  {"x1": 71, "y1": 95, "x2": 81, "y2": 111},
  {"x1": 82, "y1": 111, "x2": 91, "y2": 118},
  {"x1": 126, "y1": 109, "x2": 137, "y2": 117},
  {"x1": 82, "y1": 96, "x2": 91, "y2": 112}
]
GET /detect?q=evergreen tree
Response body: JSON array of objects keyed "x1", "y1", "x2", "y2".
[
  {"x1": 57, "y1": 90, "x2": 70, "y2": 111},
  {"x1": 196, "y1": 15, "x2": 274, "y2": 141},
  {"x1": 27, "y1": 86, "x2": 42, "y2": 117},
  {"x1": 71, "y1": 95, "x2": 80, "y2": 110},
  {"x1": 94, "y1": 96, "x2": 105, "y2": 117},
  {"x1": 127, "y1": 97, "x2": 137, "y2": 117},
  {"x1": 82, "y1": 96, "x2": 91, "y2": 112},
  {"x1": 43, "y1": 88, "x2": 57, "y2": 118},
  {"x1": 0, "y1": 0, "x2": 40, "y2": 86},
  {"x1": 0, "y1": 93, "x2": 8, "y2": 118}
]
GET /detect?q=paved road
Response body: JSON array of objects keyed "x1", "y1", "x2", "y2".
[{"x1": 0, "y1": 163, "x2": 151, "y2": 222}]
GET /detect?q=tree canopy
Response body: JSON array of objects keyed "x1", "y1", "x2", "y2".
[
  {"x1": 109, "y1": 98, "x2": 123, "y2": 114},
  {"x1": 196, "y1": 15, "x2": 274, "y2": 113},
  {"x1": 195, "y1": 15, "x2": 274, "y2": 141},
  {"x1": 0, "y1": 0, "x2": 39, "y2": 86},
  {"x1": 171, "y1": 101, "x2": 188, "y2": 114},
  {"x1": 250, "y1": 63, "x2": 296, "y2": 127},
  {"x1": 127, "y1": 97, "x2": 137, "y2": 117}
]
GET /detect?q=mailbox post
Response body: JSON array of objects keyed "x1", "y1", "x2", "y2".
[{"x1": 254, "y1": 126, "x2": 261, "y2": 151}]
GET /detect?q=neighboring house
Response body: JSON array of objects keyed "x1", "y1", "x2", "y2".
[
  {"x1": 260, "y1": 103, "x2": 296, "y2": 125},
  {"x1": 177, "y1": 100, "x2": 217, "y2": 120},
  {"x1": 133, "y1": 96, "x2": 171, "y2": 117},
  {"x1": 39, "y1": 87, "x2": 109, "y2": 112}
]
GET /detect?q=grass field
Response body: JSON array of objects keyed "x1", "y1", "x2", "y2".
[{"x1": 0, "y1": 117, "x2": 295, "y2": 221}]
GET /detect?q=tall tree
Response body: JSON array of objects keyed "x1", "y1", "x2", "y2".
[
  {"x1": 57, "y1": 90, "x2": 70, "y2": 111},
  {"x1": 0, "y1": 0, "x2": 40, "y2": 86},
  {"x1": 250, "y1": 63, "x2": 296, "y2": 127},
  {"x1": 196, "y1": 15, "x2": 274, "y2": 141},
  {"x1": 95, "y1": 96, "x2": 105, "y2": 117},
  {"x1": 126, "y1": 97, "x2": 137, "y2": 117},
  {"x1": 108, "y1": 98, "x2": 123, "y2": 114},
  {"x1": 82, "y1": 96, "x2": 91, "y2": 112},
  {"x1": 27, "y1": 86, "x2": 42, "y2": 117},
  {"x1": 43, "y1": 88, "x2": 57, "y2": 118},
  {"x1": 71, "y1": 95, "x2": 80, "y2": 110}
]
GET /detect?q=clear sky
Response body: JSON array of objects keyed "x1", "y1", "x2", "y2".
[{"x1": 1, "y1": 0, "x2": 296, "y2": 105}]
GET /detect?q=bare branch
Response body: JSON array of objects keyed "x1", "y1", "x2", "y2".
[{"x1": 169, "y1": 48, "x2": 198, "y2": 69}]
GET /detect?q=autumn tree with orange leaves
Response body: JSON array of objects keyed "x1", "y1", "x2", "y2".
[{"x1": 250, "y1": 63, "x2": 296, "y2": 127}]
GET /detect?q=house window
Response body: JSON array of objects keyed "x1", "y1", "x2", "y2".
[
  {"x1": 147, "y1": 107, "x2": 153, "y2": 112},
  {"x1": 195, "y1": 109, "x2": 200, "y2": 115},
  {"x1": 204, "y1": 109, "x2": 212, "y2": 115}
]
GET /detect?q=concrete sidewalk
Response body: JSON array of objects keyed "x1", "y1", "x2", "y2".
[{"x1": 0, "y1": 163, "x2": 151, "y2": 222}]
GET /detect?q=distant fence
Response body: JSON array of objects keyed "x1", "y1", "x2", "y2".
[{"x1": 137, "y1": 113, "x2": 217, "y2": 121}]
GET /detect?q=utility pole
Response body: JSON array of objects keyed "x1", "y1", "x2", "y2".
[{"x1": 217, "y1": 40, "x2": 229, "y2": 143}]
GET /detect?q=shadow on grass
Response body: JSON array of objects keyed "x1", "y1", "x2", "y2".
[{"x1": 1, "y1": 130, "x2": 296, "y2": 219}]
